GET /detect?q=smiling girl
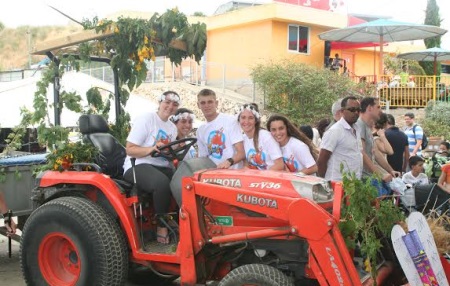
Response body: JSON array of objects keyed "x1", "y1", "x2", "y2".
[
  {"x1": 267, "y1": 114, "x2": 318, "y2": 174},
  {"x1": 238, "y1": 103, "x2": 284, "y2": 170}
]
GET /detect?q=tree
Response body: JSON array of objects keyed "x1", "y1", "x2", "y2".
[
  {"x1": 192, "y1": 12, "x2": 206, "y2": 17},
  {"x1": 421, "y1": 0, "x2": 442, "y2": 75}
]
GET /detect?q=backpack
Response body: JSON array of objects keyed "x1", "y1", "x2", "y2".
[{"x1": 412, "y1": 124, "x2": 428, "y2": 150}]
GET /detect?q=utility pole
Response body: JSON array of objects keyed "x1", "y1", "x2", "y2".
[{"x1": 27, "y1": 28, "x2": 32, "y2": 68}]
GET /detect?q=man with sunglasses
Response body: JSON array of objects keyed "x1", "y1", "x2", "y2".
[{"x1": 318, "y1": 95, "x2": 363, "y2": 181}]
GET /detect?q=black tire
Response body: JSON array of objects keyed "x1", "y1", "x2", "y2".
[
  {"x1": 218, "y1": 264, "x2": 294, "y2": 286},
  {"x1": 20, "y1": 196, "x2": 128, "y2": 286}
]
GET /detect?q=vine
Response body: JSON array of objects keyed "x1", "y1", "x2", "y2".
[
  {"x1": 18, "y1": 8, "x2": 206, "y2": 162},
  {"x1": 339, "y1": 169, "x2": 404, "y2": 282}
]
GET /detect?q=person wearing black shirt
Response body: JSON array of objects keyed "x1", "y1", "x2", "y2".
[{"x1": 385, "y1": 114, "x2": 409, "y2": 173}]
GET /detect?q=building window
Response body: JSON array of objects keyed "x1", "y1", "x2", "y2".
[{"x1": 288, "y1": 24, "x2": 309, "y2": 54}]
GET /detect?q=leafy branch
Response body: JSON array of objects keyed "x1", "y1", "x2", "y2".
[{"x1": 339, "y1": 169, "x2": 404, "y2": 282}]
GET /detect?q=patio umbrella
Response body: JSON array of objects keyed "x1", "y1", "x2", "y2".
[
  {"x1": 397, "y1": 47, "x2": 450, "y2": 75},
  {"x1": 318, "y1": 19, "x2": 447, "y2": 77}
]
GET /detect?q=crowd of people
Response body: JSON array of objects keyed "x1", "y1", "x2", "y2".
[
  {"x1": 2, "y1": 88, "x2": 449, "y2": 244},
  {"x1": 118, "y1": 88, "x2": 450, "y2": 244}
]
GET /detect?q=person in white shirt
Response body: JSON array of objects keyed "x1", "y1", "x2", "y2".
[
  {"x1": 196, "y1": 89, "x2": 245, "y2": 169},
  {"x1": 237, "y1": 103, "x2": 284, "y2": 170},
  {"x1": 170, "y1": 108, "x2": 197, "y2": 160},
  {"x1": 402, "y1": 156, "x2": 429, "y2": 186},
  {"x1": 317, "y1": 96, "x2": 363, "y2": 181},
  {"x1": 267, "y1": 114, "x2": 318, "y2": 174},
  {"x1": 123, "y1": 91, "x2": 179, "y2": 244}
]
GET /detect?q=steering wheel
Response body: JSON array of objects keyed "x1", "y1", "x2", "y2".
[{"x1": 150, "y1": 137, "x2": 197, "y2": 162}]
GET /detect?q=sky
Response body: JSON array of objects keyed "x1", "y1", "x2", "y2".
[{"x1": 0, "y1": 0, "x2": 449, "y2": 46}]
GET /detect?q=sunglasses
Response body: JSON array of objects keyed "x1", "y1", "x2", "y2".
[{"x1": 343, "y1": 107, "x2": 361, "y2": 113}]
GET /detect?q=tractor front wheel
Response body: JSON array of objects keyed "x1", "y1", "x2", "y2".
[
  {"x1": 20, "y1": 196, "x2": 128, "y2": 286},
  {"x1": 218, "y1": 264, "x2": 293, "y2": 286}
]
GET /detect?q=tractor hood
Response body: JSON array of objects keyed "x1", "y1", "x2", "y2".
[{"x1": 194, "y1": 169, "x2": 334, "y2": 203}]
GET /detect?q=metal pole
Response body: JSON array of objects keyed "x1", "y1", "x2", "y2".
[{"x1": 113, "y1": 68, "x2": 121, "y2": 126}]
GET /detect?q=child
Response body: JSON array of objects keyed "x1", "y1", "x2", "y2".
[{"x1": 402, "y1": 156, "x2": 429, "y2": 186}]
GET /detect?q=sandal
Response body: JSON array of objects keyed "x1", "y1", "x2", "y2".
[{"x1": 156, "y1": 227, "x2": 169, "y2": 244}]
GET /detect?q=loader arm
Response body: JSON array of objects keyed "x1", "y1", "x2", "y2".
[{"x1": 181, "y1": 177, "x2": 362, "y2": 285}]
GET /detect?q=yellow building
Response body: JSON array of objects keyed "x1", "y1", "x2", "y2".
[{"x1": 195, "y1": 1, "x2": 425, "y2": 84}]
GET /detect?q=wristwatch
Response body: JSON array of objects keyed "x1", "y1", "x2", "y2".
[{"x1": 227, "y1": 158, "x2": 235, "y2": 166}]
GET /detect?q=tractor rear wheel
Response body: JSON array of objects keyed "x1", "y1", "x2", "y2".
[
  {"x1": 20, "y1": 196, "x2": 128, "y2": 286},
  {"x1": 218, "y1": 264, "x2": 293, "y2": 286}
]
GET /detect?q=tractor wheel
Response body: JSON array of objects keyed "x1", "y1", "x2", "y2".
[
  {"x1": 218, "y1": 264, "x2": 294, "y2": 286},
  {"x1": 20, "y1": 196, "x2": 128, "y2": 286}
]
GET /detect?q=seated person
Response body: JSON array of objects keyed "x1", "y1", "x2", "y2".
[
  {"x1": 123, "y1": 91, "x2": 180, "y2": 244},
  {"x1": 402, "y1": 156, "x2": 429, "y2": 186},
  {"x1": 438, "y1": 141, "x2": 450, "y2": 157},
  {"x1": 407, "y1": 76, "x2": 416, "y2": 88},
  {"x1": 389, "y1": 75, "x2": 401, "y2": 88}
]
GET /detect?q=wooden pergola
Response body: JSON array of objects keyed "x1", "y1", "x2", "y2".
[{"x1": 31, "y1": 29, "x2": 186, "y2": 126}]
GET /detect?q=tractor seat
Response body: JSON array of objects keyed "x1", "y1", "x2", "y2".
[{"x1": 78, "y1": 114, "x2": 132, "y2": 191}]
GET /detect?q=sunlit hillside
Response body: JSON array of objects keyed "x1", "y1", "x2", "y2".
[{"x1": 0, "y1": 24, "x2": 82, "y2": 71}]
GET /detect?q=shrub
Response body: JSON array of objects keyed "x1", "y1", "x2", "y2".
[
  {"x1": 422, "y1": 101, "x2": 450, "y2": 138},
  {"x1": 251, "y1": 60, "x2": 360, "y2": 125}
]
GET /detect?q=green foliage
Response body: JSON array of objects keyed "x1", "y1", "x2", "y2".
[
  {"x1": 340, "y1": 170, "x2": 404, "y2": 281},
  {"x1": 251, "y1": 60, "x2": 359, "y2": 125},
  {"x1": 384, "y1": 55, "x2": 425, "y2": 75},
  {"x1": 1, "y1": 108, "x2": 33, "y2": 154},
  {"x1": 421, "y1": 0, "x2": 442, "y2": 75},
  {"x1": 38, "y1": 141, "x2": 98, "y2": 172},
  {"x1": 422, "y1": 101, "x2": 450, "y2": 138},
  {"x1": 15, "y1": 8, "x2": 206, "y2": 152}
]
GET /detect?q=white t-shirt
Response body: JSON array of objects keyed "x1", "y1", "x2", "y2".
[
  {"x1": 123, "y1": 112, "x2": 178, "y2": 172},
  {"x1": 196, "y1": 113, "x2": 243, "y2": 169},
  {"x1": 320, "y1": 118, "x2": 363, "y2": 181},
  {"x1": 281, "y1": 137, "x2": 316, "y2": 173},
  {"x1": 243, "y1": 129, "x2": 282, "y2": 170},
  {"x1": 402, "y1": 172, "x2": 429, "y2": 186}
]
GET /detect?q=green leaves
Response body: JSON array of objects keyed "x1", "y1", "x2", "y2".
[
  {"x1": 251, "y1": 60, "x2": 359, "y2": 125},
  {"x1": 339, "y1": 168, "x2": 404, "y2": 282}
]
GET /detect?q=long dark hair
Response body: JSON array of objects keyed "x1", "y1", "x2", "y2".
[
  {"x1": 266, "y1": 114, "x2": 318, "y2": 160},
  {"x1": 238, "y1": 103, "x2": 261, "y2": 150}
]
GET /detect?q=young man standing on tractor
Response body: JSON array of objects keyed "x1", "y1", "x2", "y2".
[{"x1": 196, "y1": 88, "x2": 245, "y2": 169}]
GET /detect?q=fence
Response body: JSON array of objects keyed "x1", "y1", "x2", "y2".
[{"x1": 3, "y1": 61, "x2": 450, "y2": 109}]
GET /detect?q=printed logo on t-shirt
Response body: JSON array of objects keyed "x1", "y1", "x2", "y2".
[
  {"x1": 247, "y1": 148, "x2": 267, "y2": 170},
  {"x1": 207, "y1": 128, "x2": 226, "y2": 159},
  {"x1": 283, "y1": 155, "x2": 299, "y2": 172},
  {"x1": 154, "y1": 129, "x2": 171, "y2": 146},
  {"x1": 189, "y1": 148, "x2": 197, "y2": 158}
]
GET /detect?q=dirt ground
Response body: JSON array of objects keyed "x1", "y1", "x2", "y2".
[
  {"x1": 0, "y1": 224, "x2": 24, "y2": 286},
  {"x1": 0, "y1": 219, "x2": 184, "y2": 286}
]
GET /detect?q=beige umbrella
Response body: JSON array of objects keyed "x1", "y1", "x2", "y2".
[
  {"x1": 397, "y1": 47, "x2": 450, "y2": 75},
  {"x1": 318, "y1": 19, "x2": 447, "y2": 77}
]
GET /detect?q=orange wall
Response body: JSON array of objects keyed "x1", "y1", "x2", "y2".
[{"x1": 206, "y1": 20, "x2": 334, "y2": 81}]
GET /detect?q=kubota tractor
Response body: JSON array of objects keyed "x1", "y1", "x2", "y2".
[{"x1": 20, "y1": 114, "x2": 396, "y2": 285}]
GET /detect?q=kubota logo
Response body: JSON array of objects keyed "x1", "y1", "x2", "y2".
[
  {"x1": 236, "y1": 194, "x2": 278, "y2": 209},
  {"x1": 202, "y1": 178, "x2": 242, "y2": 188},
  {"x1": 325, "y1": 247, "x2": 344, "y2": 285}
]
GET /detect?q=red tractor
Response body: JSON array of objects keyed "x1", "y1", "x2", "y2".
[{"x1": 20, "y1": 114, "x2": 395, "y2": 285}]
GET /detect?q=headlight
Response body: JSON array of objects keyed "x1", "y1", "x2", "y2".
[{"x1": 291, "y1": 178, "x2": 333, "y2": 203}]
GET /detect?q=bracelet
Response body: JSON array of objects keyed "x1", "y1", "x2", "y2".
[{"x1": 227, "y1": 158, "x2": 235, "y2": 166}]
